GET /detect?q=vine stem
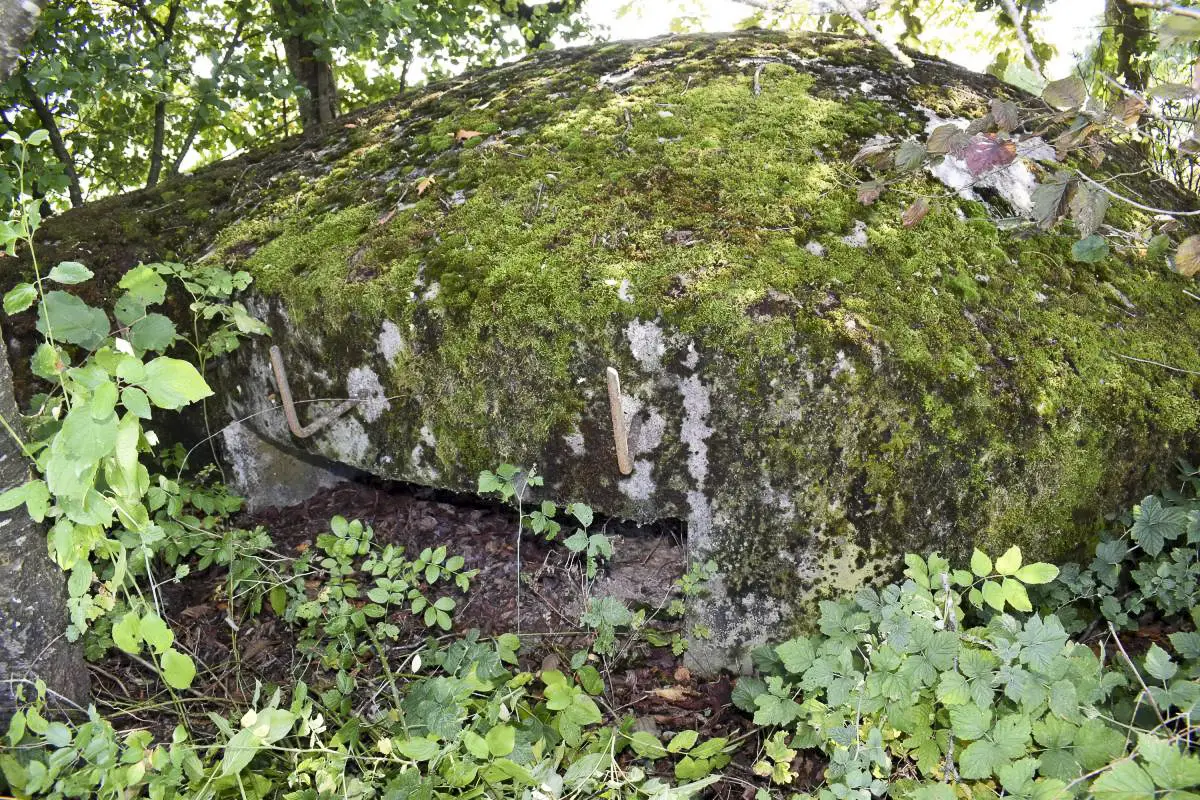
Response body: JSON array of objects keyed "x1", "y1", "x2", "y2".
[
  {"x1": 1107, "y1": 621, "x2": 1167, "y2": 727},
  {"x1": 1075, "y1": 169, "x2": 1200, "y2": 217}
]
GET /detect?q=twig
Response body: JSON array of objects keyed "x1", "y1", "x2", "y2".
[
  {"x1": 1107, "y1": 621, "x2": 1167, "y2": 726},
  {"x1": 1075, "y1": 169, "x2": 1200, "y2": 216},
  {"x1": 833, "y1": 1, "x2": 915, "y2": 68},
  {"x1": 998, "y1": 0, "x2": 1042, "y2": 75},
  {"x1": 1125, "y1": 0, "x2": 1200, "y2": 20},
  {"x1": 1115, "y1": 352, "x2": 1200, "y2": 377}
]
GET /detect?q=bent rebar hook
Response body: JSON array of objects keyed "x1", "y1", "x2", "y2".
[{"x1": 269, "y1": 345, "x2": 360, "y2": 439}]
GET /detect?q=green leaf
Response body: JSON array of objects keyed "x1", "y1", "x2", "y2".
[
  {"x1": 485, "y1": 724, "x2": 515, "y2": 756},
  {"x1": 1015, "y1": 562, "x2": 1059, "y2": 584},
  {"x1": 397, "y1": 737, "x2": 439, "y2": 761},
  {"x1": 1071, "y1": 234, "x2": 1109, "y2": 264},
  {"x1": 90, "y1": 380, "x2": 118, "y2": 420},
  {"x1": 563, "y1": 752, "x2": 611, "y2": 788},
  {"x1": 139, "y1": 612, "x2": 174, "y2": 653},
  {"x1": 119, "y1": 265, "x2": 168, "y2": 305},
  {"x1": 1091, "y1": 760, "x2": 1155, "y2": 800},
  {"x1": 36, "y1": 291, "x2": 110, "y2": 349},
  {"x1": 1017, "y1": 615, "x2": 1069, "y2": 672},
  {"x1": 959, "y1": 739, "x2": 1008, "y2": 779},
  {"x1": 950, "y1": 703, "x2": 991, "y2": 740},
  {"x1": 970, "y1": 548, "x2": 992, "y2": 577},
  {"x1": 463, "y1": 730, "x2": 489, "y2": 759},
  {"x1": 112, "y1": 612, "x2": 141, "y2": 654},
  {"x1": 130, "y1": 314, "x2": 176, "y2": 352},
  {"x1": 1143, "y1": 644, "x2": 1177, "y2": 682},
  {"x1": 629, "y1": 731, "x2": 667, "y2": 759},
  {"x1": 936, "y1": 671, "x2": 970, "y2": 706},
  {"x1": 47, "y1": 261, "x2": 94, "y2": 285},
  {"x1": 994, "y1": 546, "x2": 1022, "y2": 575},
  {"x1": 140, "y1": 357, "x2": 213, "y2": 409},
  {"x1": 668, "y1": 730, "x2": 698, "y2": 753},
  {"x1": 752, "y1": 693, "x2": 801, "y2": 726},
  {"x1": 1001, "y1": 578, "x2": 1033, "y2": 613},
  {"x1": 1131, "y1": 496, "x2": 1186, "y2": 556},
  {"x1": 776, "y1": 636, "x2": 814, "y2": 674},
  {"x1": 160, "y1": 647, "x2": 196, "y2": 689},
  {"x1": 1075, "y1": 719, "x2": 1125, "y2": 770},
  {"x1": 981, "y1": 579, "x2": 1005, "y2": 611},
  {"x1": 3, "y1": 283, "x2": 36, "y2": 314},
  {"x1": 568, "y1": 503, "x2": 593, "y2": 527},
  {"x1": 220, "y1": 728, "x2": 262, "y2": 776},
  {"x1": 121, "y1": 387, "x2": 152, "y2": 419},
  {"x1": 1137, "y1": 733, "x2": 1200, "y2": 789}
]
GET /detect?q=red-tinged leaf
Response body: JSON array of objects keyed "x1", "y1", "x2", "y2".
[
  {"x1": 902, "y1": 197, "x2": 931, "y2": 228},
  {"x1": 1042, "y1": 75, "x2": 1087, "y2": 111},
  {"x1": 990, "y1": 98, "x2": 1019, "y2": 132},
  {"x1": 1176, "y1": 235, "x2": 1200, "y2": 278},
  {"x1": 455, "y1": 129, "x2": 484, "y2": 143},
  {"x1": 857, "y1": 181, "x2": 884, "y2": 205},
  {"x1": 962, "y1": 134, "x2": 1018, "y2": 176}
]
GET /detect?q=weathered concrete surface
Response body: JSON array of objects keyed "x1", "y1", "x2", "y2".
[{"x1": 13, "y1": 31, "x2": 1200, "y2": 670}]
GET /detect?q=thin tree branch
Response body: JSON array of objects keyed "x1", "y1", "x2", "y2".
[
  {"x1": 998, "y1": 0, "x2": 1043, "y2": 75},
  {"x1": 1125, "y1": 0, "x2": 1200, "y2": 20},
  {"x1": 145, "y1": 0, "x2": 182, "y2": 188},
  {"x1": 168, "y1": 14, "x2": 247, "y2": 178},
  {"x1": 1075, "y1": 169, "x2": 1200, "y2": 215},
  {"x1": 833, "y1": 1, "x2": 914, "y2": 68},
  {"x1": 18, "y1": 74, "x2": 83, "y2": 206}
]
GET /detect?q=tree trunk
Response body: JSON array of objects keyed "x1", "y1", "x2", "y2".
[
  {"x1": 0, "y1": 0, "x2": 46, "y2": 80},
  {"x1": 20, "y1": 75, "x2": 84, "y2": 207},
  {"x1": 0, "y1": 340, "x2": 89, "y2": 724},
  {"x1": 1109, "y1": 0, "x2": 1151, "y2": 91},
  {"x1": 274, "y1": 0, "x2": 338, "y2": 132}
]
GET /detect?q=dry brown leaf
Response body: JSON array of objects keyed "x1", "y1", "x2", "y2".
[
  {"x1": 652, "y1": 685, "x2": 698, "y2": 702},
  {"x1": 343, "y1": 122, "x2": 358, "y2": 129},
  {"x1": 377, "y1": 209, "x2": 396, "y2": 226},
  {"x1": 901, "y1": 197, "x2": 931, "y2": 228},
  {"x1": 417, "y1": 176, "x2": 436, "y2": 196},
  {"x1": 1176, "y1": 235, "x2": 1200, "y2": 278},
  {"x1": 455, "y1": 129, "x2": 484, "y2": 143},
  {"x1": 673, "y1": 665, "x2": 691, "y2": 682}
]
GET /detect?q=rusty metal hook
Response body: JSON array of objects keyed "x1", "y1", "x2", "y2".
[
  {"x1": 606, "y1": 366, "x2": 633, "y2": 475},
  {"x1": 269, "y1": 345, "x2": 360, "y2": 439}
]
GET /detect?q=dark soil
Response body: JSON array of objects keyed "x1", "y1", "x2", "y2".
[{"x1": 85, "y1": 477, "x2": 814, "y2": 797}]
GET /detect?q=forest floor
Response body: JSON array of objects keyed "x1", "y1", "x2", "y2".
[{"x1": 84, "y1": 478, "x2": 828, "y2": 797}]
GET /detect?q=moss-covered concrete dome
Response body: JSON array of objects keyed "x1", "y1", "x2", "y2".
[{"x1": 19, "y1": 30, "x2": 1200, "y2": 669}]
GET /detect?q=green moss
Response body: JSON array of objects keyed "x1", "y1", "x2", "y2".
[{"x1": 24, "y1": 31, "x2": 1200, "y2": 630}]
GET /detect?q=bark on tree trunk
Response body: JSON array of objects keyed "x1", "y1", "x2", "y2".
[
  {"x1": 19, "y1": 74, "x2": 83, "y2": 207},
  {"x1": 283, "y1": 33, "x2": 338, "y2": 131},
  {"x1": 0, "y1": 339, "x2": 89, "y2": 724},
  {"x1": 274, "y1": 0, "x2": 338, "y2": 132}
]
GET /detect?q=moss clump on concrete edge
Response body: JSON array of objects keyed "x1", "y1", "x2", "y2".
[{"x1": 18, "y1": 30, "x2": 1200, "y2": 652}]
